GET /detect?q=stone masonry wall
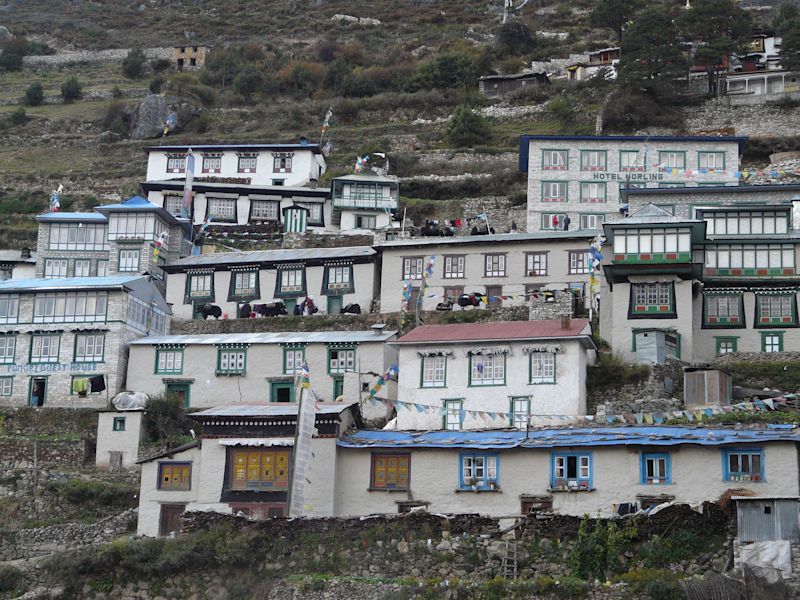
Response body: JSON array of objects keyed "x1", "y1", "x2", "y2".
[
  {"x1": 22, "y1": 48, "x2": 172, "y2": 69},
  {"x1": 0, "y1": 439, "x2": 91, "y2": 468}
]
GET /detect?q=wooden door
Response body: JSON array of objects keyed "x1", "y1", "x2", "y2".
[{"x1": 159, "y1": 504, "x2": 186, "y2": 537}]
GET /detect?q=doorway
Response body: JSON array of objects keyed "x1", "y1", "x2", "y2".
[
  {"x1": 159, "y1": 504, "x2": 186, "y2": 537},
  {"x1": 327, "y1": 295, "x2": 343, "y2": 315},
  {"x1": 270, "y1": 382, "x2": 295, "y2": 403},
  {"x1": 165, "y1": 382, "x2": 191, "y2": 408},
  {"x1": 29, "y1": 377, "x2": 47, "y2": 407}
]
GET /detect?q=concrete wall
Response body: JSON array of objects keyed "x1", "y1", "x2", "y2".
[
  {"x1": 334, "y1": 441, "x2": 799, "y2": 518},
  {"x1": 95, "y1": 411, "x2": 144, "y2": 470}
]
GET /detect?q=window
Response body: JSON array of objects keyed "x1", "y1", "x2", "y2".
[
  {"x1": 128, "y1": 295, "x2": 167, "y2": 335},
  {"x1": 0, "y1": 377, "x2": 11, "y2": 396},
  {"x1": 238, "y1": 155, "x2": 258, "y2": 173},
  {"x1": 526, "y1": 252, "x2": 548, "y2": 276},
  {"x1": 510, "y1": 397, "x2": 530, "y2": 428},
  {"x1": 370, "y1": 454, "x2": 410, "y2": 490},
  {"x1": 580, "y1": 182, "x2": 607, "y2": 203},
  {"x1": 756, "y1": 294, "x2": 796, "y2": 326},
  {"x1": 470, "y1": 353, "x2": 505, "y2": 386},
  {"x1": 33, "y1": 292, "x2": 108, "y2": 323},
  {"x1": 44, "y1": 259, "x2": 68, "y2": 278},
  {"x1": 158, "y1": 462, "x2": 192, "y2": 490},
  {"x1": 542, "y1": 149, "x2": 568, "y2": 170},
  {"x1": 444, "y1": 399, "x2": 463, "y2": 430},
  {"x1": 273, "y1": 155, "x2": 293, "y2": 172},
  {"x1": 460, "y1": 454, "x2": 499, "y2": 490},
  {"x1": 402, "y1": 257, "x2": 424, "y2": 280},
  {"x1": 724, "y1": 449, "x2": 764, "y2": 482},
  {"x1": 48, "y1": 223, "x2": 109, "y2": 251},
  {"x1": 542, "y1": 213, "x2": 567, "y2": 230},
  {"x1": 113, "y1": 417, "x2": 126, "y2": 431},
  {"x1": 658, "y1": 151, "x2": 685, "y2": 169},
  {"x1": 74, "y1": 259, "x2": 91, "y2": 277},
  {"x1": 579, "y1": 214, "x2": 603, "y2": 230},
  {"x1": 230, "y1": 449, "x2": 289, "y2": 490},
  {"x1": 118, "y1": 250, "x2": 140, "y2": 272},
  {"x1": 328, "y1": 347, "x2": 355, "y2": 373},
  {"x1": 698, "y1": 151, "x2": 725, "y2": 170},
  {"x1": 0, "y1": 336, "x2": 15, "y2": 364},
  {"x1": 613, "y1": 228, "x2": 692, "y2": 261},
  {"x1": 272, "y1": 179, "x2": 285, "y2": 186},
  {"x1": 484, "y1": 254, "x2": 506, "y2": 277},
  {"x1": 277, "y1": 268, "x2": 305, "y2": 295},
  {"x1": 187, "y1": 273, "x2": 213, "y2": 300},
  {"x1": 325, "y1": 266, "x2": 352, "y2": 292},
  {"x1": 630, "y1": 282, "x2": 674, "y2": 316},
  {"x1": 161, "y1": 194, "x2": 182, "y2": 217},
  {"x1": 250, "y1": 200, "x2": 279, "y2": 221},
  {"x1": 74, "y1": 333, "x2": 104, "y2": 363},
  {"x1": 580, "y1": 150, "x2": 607, "y2": 171},
  {"x1": 551, "y1": 453, "x2": 592, "y2": 490},
  {"x1": 715, "y1": 337, "x2": 738, "y2": 354},
  {"x1": 641, "y1": 453, "x2": 671, "y2": 484},
  {"x1": 421, "y1": 355, "x2": 447, "y2": 388},
  {"x1": 762, "y1": 332, "x2": 784, "y2": 352},
  {"x1": 542, "y1": 181, "x2": 567, "y2": 202},
  {"x1": 443, "y1": 256, "x2": 465, "y2": 279},
  {"x1": 620, "y1": 150, "x2": 644, "y2": 171},
  {"x1": 201, "y1": 154, "x2": 221, "y2": 174},
  {"x1": 231, "y1": 271, "x2": 258, "y2": 297},
  {"x1": 355, "y1": 214, "x2": 377, "y2": 229},
  {"x1": 156, "y1": 349, "x2": 184, "y2": 374},
  {"x1": 166, "y1": 155, "x2": 186, "y2": 173},
  {"x1": 568, "y1": 251, "x2": 590, "y2": 274},
  {"x1": 207, "y1": 198, "x2": 236, "y2": 221},
  {"x1": 658, "y1": 182, "x2": 686, "y2": 189},
  {"x1": 30, "y1": 334, "x2": 60, "y2": 363},
  {"x1": 217, "y1": 348, "x2": 247, "y2": 374},
  {"x1": 704, "y1": 244, "x2": 795, "y2": 276},
  {"x1": 296, "y1": 202, "x2": 323, "y2": 225},
  {"x1": 704, "y1": 210, "x2": 788, "y2": 236},
  {"x1": 108, "y1": 213, "x2": 162, "y2": 240},
  {"x1": 529, "y1": 352, "x2": 556, "y2": 383},
  {"x1": 704, "y1": 294, "x2": 744, "y2": 327},
  {"x1": 283, "y1": 347, "x2": 305, "y2": 374},
  {"x1": 0, "y1": 268, "x2": 10, "y2": 281},
  {"x1": 0, "y1": 296, "x2": 19, "y2": 324}
]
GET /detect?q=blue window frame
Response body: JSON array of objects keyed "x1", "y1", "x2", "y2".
[
  {"x1": 640, "y1": 452, "x2": 671, "y2": 484},
  {"x1": 723, "y1": 448, "x2": 765, "y2": 482},
  {"x1": 550, "y1": 452, "x2": 592, "y2": 491},
  {"x1": 459, "y1": 453, "x2": 499, "y2": 491}
]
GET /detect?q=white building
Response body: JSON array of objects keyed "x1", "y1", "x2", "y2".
[
  {"x1": 95, "y1": 407, "x2": 145, "y2": 470},
  {"x1": 331, "y1": 173, "x2": 398, "y2": 232},
  {"x1": 377, "y1": 231, "x2": 596, "y2": 313},
  {"x1": 162, "y1": 246, "x2": 379, "y2": 319},
  {"x1": 519, "y1": 135, "x2": 746, "y2": 233},
  {"x1": 126, "y1": 330, "x2": 398, "y2": 408},
  {"x1": 391, "y1": 319, "x2": 596, "y2": 429},
  {"x1": 0, "y1": 248, "x2": 36, "y2": 280}
]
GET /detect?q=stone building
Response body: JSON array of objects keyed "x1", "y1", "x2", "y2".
[
  {"x1": 519, "y1": 135, "x2": 746, "y2": 232},
  {"x1": 172, "y1": 45, "x2": 209, "y2": 70},
  {"x1": 0, "y1": 275, "x2": 170, "y2": 408},
  {"x1": 377, "y1": 231, "x2": 596, "y2": 313},
  {"x1": 126, "y1": 329, "x2": 398, "y2": 408},
  {"x1": 331, "y1": 172, "x2": 398, "y2": 232},
  {"x1": 163, "y1": 245, "x2": 379, "y2": 319}
]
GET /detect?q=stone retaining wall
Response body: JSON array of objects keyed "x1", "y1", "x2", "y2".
[
  {"x1": 0, "y1": 439, "x2": 91, "y2": 469},
  {"x1": 22, "y1": 48, "x2": 171, "y2": 69}
]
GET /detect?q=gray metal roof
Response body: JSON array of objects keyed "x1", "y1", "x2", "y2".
[
  {"x1": 130, "y1": 330, "x2": 397, "y2": 346},
  {"x1": 0, "y1": 250, "x2": 36, "y2": 264},
  {"x1": 620, "y1": 203, "x2": 700, "y2": 224},
  {"x1": 378, "y1": 230, "x2": 595, "y2": 249},
  {"x1": 0, "y1": 275, "x2": 148, "y2": 293},
  {"x1": 36, "y1": 212, "x2": 108, "y2": 223},
  {"x1": 333, "y1": 173, "x2": 399, "y2": 184},
  {"x1": 190, "y1": 402, "x2": 358, "y2": 417},
  {"x1": 165, "y1": 246, "x2": 376, "y2": 268}
]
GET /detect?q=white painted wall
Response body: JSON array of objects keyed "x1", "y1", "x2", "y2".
[{"x1": 95, "y1": 411, "x2": 143, "y2": 469}]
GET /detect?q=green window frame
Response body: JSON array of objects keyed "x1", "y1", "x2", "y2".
[
  {"x1": 715, "y1": 336, "x2": 739, "y2": 354},
  {"x1": 269, "y1": 381, "x2": 295, "y2": 403},
  {"x1": 113, "y1": 417, "x2": 126, "y2": 431},
  {"x1": 420, "y1": 354, "x2": 447, "y2": 388},
  {"x1": 327, "y1": 345, "x2": 356, "y2": 374},
  {"x1": 227, "y1": 269, "x2": 259, "y2": 301},
  {"x1": 282, "y1": 345, "x2": 305, "y2": 375},
  {"x1": 216, "y1": 346, "x2": 248, "y2": 375},
  {"x1": 541, "y1": 181, "x2": 568, "y2": 203},
  {"x1": 274, "y1": 266, "x2": 306, "y2": 298},
  {"x1": 0, "y1": 376, "x2": 11, "y2": 396},
  {"x1": 468, "y1": 353, "x2": 506, "y2": 386},
  {"x1": 658, "y1": 150, "x2": 686, "y2": 169},
  {"x1": 579, "y1": 181, "x2": 607, "y2": 203},
  {"x1": 322, "y1": 264, "x2": 354, "y2": 295},
  {"x1": 29, "y1": 333, "x2": 60, "y2": 364},
  {"x1": 619, "y1": 150, "x2": 645, "y2": 172},
  {"x1": 541, "y1": 148, "x2": 569, "y2": 170},
  {"x1": 541, "y1": 213, "x2": 568, "y2": 230},
  {"x1": 702, "y1": 294, "x2": 745, "y2": 328},
  {"x1": 529, "y1": 352, "x2": 556, "y2": 384},
  {"x1": 658, "y1": 182, "x2": 686, "y2": 189},
  {"x1": 155, "y1": 347, "x2": 184, "y2": 374},
  {"x1": 755, "y1": 294, "x2": 798, "y2": 328},
  {"x1": 697, "y1": 151, "x2": 725, "y2": 171},
  {"x1": 0, "y1": 334, "x2": 16, "y2": 365},
  {"x1": 443, "y1": 398, "x2": 463, "y2": 430},
  {"x1": 628, "y1": 282, "x2": 676, "y2": 318},
  {"x1": 70, "y1": 375, "x2": 101, "y2": 396},
  {"x1": 184, "y1": 272, "x2": 214, "y2": 304},
  {"x1": 761, "y1": 331, "x2": 784, "y2": 353},
  {"x1": 580, "y1": 149, "x2": 607, "y2": 171},
  {"x1": 510, "y1": 396, "x2": 531, "y2": 428},
  {"x1": 74, "y1": 333, "x2": 105, "y2": 363}
]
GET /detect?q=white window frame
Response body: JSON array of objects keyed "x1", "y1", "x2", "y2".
[
  {"x1": 581, "y1": 150, "x2": 606, "y2": 171},
  {"x1": 74, "y1": 259, "x2": 91, "y2": 277},
  {"x1": 329, "y1": 348, "x2": 356, "y2": 374},
  {"x1": 542, "y1": 182, "x2": 567, "y2": 202},
  {"x1": 0, "y1": 336, "x2": 15, "y2": 364},
  {"x1": 470, "y1": 353, "x2": 505, "y2": 386},
  {"x1": 0, "y1": 296, "x2": 19, "y2": 324},
  {"x1": 280, "y1": 269, "x2": 304, "y2": 293},
  {"x1": 207, "y1": 198, "x2": 236, "y2": 221},
  {"x1": 542, "y1": 150, "x2": 567, "y2": 170},
  {"x1": 579, "y1": 214, "x2": 603, "y2": 230},
  {"x1": 33, "y1": 292, "x2": 108, "y2": 324},
  {"x1": 218, "y1": 349, "x2": 246, "y2": 374},
  {"x1": 189, "y1": 274, "x2": 213, "y2": 298},
  {"x1": 568, "y1": 251, "x2": 590, "y2": 275},
  {"x1": 402, "y1": 257, "x2": 424, "y2": 280},
  {"x1": 233, "y1": 271, "x2": 257, "y2": 296},
  {"x1": 580, "y1": 182, "x2": 607, "y2": 203},
  {"x1": 529, "y1": 352, "x2": 556, "y2": 384},
  {"x1": 526, "y1": 252, "x2": 548, "y2": 276},
  {"x1": 118, "y1": 250, "x2": 140, "y2": 272},
  {"x1": 75, "y1": 333, "x2": 104, "y2": 363},
  {"x1": 44, "y1": 259, "x2": 68, "y2": 278},
  {"x1": 250, "y1": 200, "x2": 279, "y2": 221},
  {"x1": 443, "y1": 256, "x2": 465, "y2": 279},
  {"x1": 421, "y1": 355, "x2": 446, "y2": 388},
  {"x1": 484, "y1": 254, "x2": 506, "y2": 277},
  {"x1": 238, "y1": 155, "x2": 257, "y2": 173},
  {"x1": 31, "y1": 334, "x2": 60, "y2": 363},
  {"x1": 157, "y1": 349, "x2": 184, "y2": 374}
]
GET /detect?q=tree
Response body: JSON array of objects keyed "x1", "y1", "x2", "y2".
[
  {"x1": 233, "y1": 66, "x2": 264, "y2": 102},
  {"x1": 589, "y1": 0, "x2": 644, "y2": 43},
  {"x1": 122, "y1": 48, "x2": 146, "y2": 79},
  {"x1": 679, "y1": 0, "x2": 751, "y2": 96},
  {"x1": 780, "y1": 18, "x2": 800, "y2": 72},
  {"x1": 24, "y1": 83, "x2": 44, "y2": 106},
  {"x1": 446, "y1": 106, "x2": 491, "y2": 147},
  {"x1": 0, "y1": 49, "x2": 22, "y2": 71},
  {"x1": 495, "y1": 21, "x2": 536, "y2": 57},
  {"x1": 619, "y1": 9, "x2": 689, "y2": 99},
  {"x1": 9, "y1": 107, "x2": 27, "y2": 126},
  {"x1": 60, "y1": 76, "x2": 82, "y2": 102}
]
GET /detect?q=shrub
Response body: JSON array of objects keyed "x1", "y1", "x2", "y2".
[
  {"x1": 102, "y1": 102, "x2": 130, "y2": 137},
  {"x1": 122, "y1": 48, "x2": 146, "y2": 79},
  {"x1": 143, "y1": 395, "x2": 196, "y2": 445},
  {"x1": 9, "y1": 107, "x2": 27, "y2": 125},
  {"x1": 61, "y1": 76, "x2": 83, "y2": 102},
  {"x1": 191, "y1": 112, "x2": 213, "y2": 134},
  {"x1": 601, "y1": 90, "x2": 682, "y2": 132},
  {"x1": 233, "y1": 66, "x2": 264, "y2": 102},
  {"x1": 445, "y1": 105, "x2": 491, "y2": 147},
  {"x1": 149, "y1": 76, "x2": 164, "y2": 94},
  {"x1": 24, "y1": 82, "x2": 44, "y2": 106},
  {"x1": 150, "y1": 58, "x2": 172, "y2": 73},
  {"x1": 0, "y1": 564, "x2": 24, "y2": 593},
  {"x1": 335, "y1": 98, "x2": 360, "y2": 124}
]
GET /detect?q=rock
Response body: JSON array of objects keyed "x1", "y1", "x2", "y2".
[
  {"x1": 435, "y1": 540, "x2": 452, "y2": 552},
  {"x1": 130, "y1": 94, "x2": 199, "y2": 140},
  {"x1": 0, "y1": 26, "x2": 11, "y2": 42},
  {"x1": 397, "y1": 540, "x2": 410, "y2": 554},
  {"x1": 712, "y1": 557, "x2": 727, "y2": 572},
  {"x1": 98, "y1": 130, "x2": 123, "y2": 144}
]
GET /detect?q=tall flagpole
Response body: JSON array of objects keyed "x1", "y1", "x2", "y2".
[{"x1": 288, "y1": 362, "x2": 315, "y2": 517}]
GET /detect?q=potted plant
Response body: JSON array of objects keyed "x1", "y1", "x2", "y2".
[{"x1": 488, "y1": 480, "x2": 499, "y2": 491}]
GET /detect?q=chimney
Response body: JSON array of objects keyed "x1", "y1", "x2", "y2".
[
  {"x1": 560, "y1": 314, "x2": 571, "y2": 330},
  {"x1": 371, "y1": 323, "x2": 386, "y2": 335},
  {"x1": 20, "y1": 247, "x2": 31, "y2": 259}
]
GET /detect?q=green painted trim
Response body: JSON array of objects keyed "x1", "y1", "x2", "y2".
[
  {"x1": 703, "y1": 293, "x2": 746, "y2": 329},
  {"x1": 0, "y1": 376, "x2": 12, "y2": 397},
  {"x1": 578, "y1": 180, "x2": 608, "y2": 203},
  {"x1": 618, "y1": 149, "x2": 646, "y2": 172},
  {"x1": 269, "y1": 381, "x2": 295, "y2": 403},
  {"x1": 165, "y1": 382, "x2": 191, "y2": 408},
  {"x1": 614, "y1": 252, "x2": 692, "y2": 264},
  {"x1": 579, "y1": 149, "x2": 608, "y2": 171},
  {"x1": 274, "y1": 266, "x2": 307, "y2": 299},
  {"x1": 509, "y1": 396, "x2": 531, "y2": 427},
  {"x1": 697, "y1": 151, "x2": 726, "y2": 171},
  {"x1": 227, "y1": 269, "x2": 261, "y2": 302},
  {"x1": 528, "y1": 352, "x2": 557, "y2": 384},
  {"x1": 540, "y1": 212, "x2": 568, "y2": 230},
  {"x1": 28, "y1": 333, "x2": 61, "y2": 364},
  {"x1": 715, "y1": 336, "x2": 739, "y2": 354},
  {"x1": 327, "y1": 346, "x2": 356, "y2": 375},
  {"x1": 112, "y1": 416, "x2": 126, "y2": 431},
  {"x1": 707, "y1": 267, "x2": 796, "y2": 278},
  {"x1": 761, "y1": 331, "x2": 785, "y2": 352},
  {"x1": 467, "y1": 353, "x2": 507, "y2": 387},
  {"x1": 216, "y1": 347, "x2": 248, "y2": 375},
  {"x1": 322, "y1": 264, "x2": 354, "y2": 296},
  {"x1": 540, "y1": 180, "x2": 568, "y2": 203},
  {"x1": 540, "y1": 148, "x2": 570, "y2": 170},
  {"x1": 628, "y1": 282, "x2": 677, "y2": 319},
  {"x1": 155, "y1": 348, "x2": 184, "y2": 375},
  {"x1": 73, "y1": 332, "x2": 107, "y2": 363},
  {"x1": 184, "y1": 272, "x2": 215, "y2": 305},
  {"x1": 658, "y1": 150, "x2": 687, "y2": 169},
  {"x1": 420, "y1": 354, "x2": 448, "y2": 389},
  {"x1": 754, "y1": 293, "x2": 799, "y2": 328},
  {"x1": 332, "y1": 376, "x2": 344, "y2": 400},
  {"x1": 442, "y1": 398, "x2": 464, "y2": 430},
  {"x1": 282, "y1": 347, "x2": 305, "y2": 375}
]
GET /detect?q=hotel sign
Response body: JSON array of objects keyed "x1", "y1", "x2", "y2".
[
  {"x1": 591, "y1": 173, "x2": 665, "y2": 181},
  {"x1": 6, "y1": 363, "x2": 99, "y2": 373}
]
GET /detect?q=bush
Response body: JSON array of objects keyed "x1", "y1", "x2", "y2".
[
  {"x1": 24, "y1": 83, "x2": 44, "y2": 106},
  {"x1": 0, "y1": 49, "x2": 22, "y2": 71},
  {"x1": 149, "y1": 76, "x2": 164, "y2": 94},
  {"x1": 0, "y1": 564, "x2": 24, "y2": 593},
  {"x1": 601, "y1": 90, "x2": 682, "y2": 133},
  {"x1": 445, "y1": 105, "x2": 491, "y2": 147},
  {"x1": 150, "y1": 58, "x2": 172, "y2": 73},
  {"x1": 102, "y1": 102, "x2": 130, "y2": 137},
  {"x1": 143, "y1": 395, "x2": 196, "y2": 445},
  {"x1": 122, "y1": 48, "x2": 146, "y2": 78},
  {"x1": 61, "y1": 76, "x2": 83, "y2": 102},
  {"x1": 9, "y1": 107, "x2": 27, "y2": 125},
  {"x1": 587, "y1": 352, "x2": 650, "y2": 387},
  {"x1": 233, "y1": 66, "x2": 264, "y2": 102}
]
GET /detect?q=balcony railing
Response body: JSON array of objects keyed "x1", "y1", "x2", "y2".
[{"x1": 332, "y1": 194, "x2": 397, "y2": 210}]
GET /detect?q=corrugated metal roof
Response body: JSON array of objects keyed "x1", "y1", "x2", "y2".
[
  {"x1": 378, "y1": 231, "x2": 595, "y2": 249},
  {"x1": 0, "y1": 250, "x2": 36, "y2": 263},
  {"x1": 143, "y1": 179, "x2": 330, "y2": 196},
  {"x1": 337, "y1": 426, "x2": 800, "y2": 449},
  {"x1": 395, "y1": 319, "x2": 591, "y2": 344},
  {"x1": 0, "y1": 275, "x2": 148, "y2": 293},
  {"x1": 619, "y1": 204, "x2": 700, "y2": 224},
  {"x1": 36, "y1": 212, "x2": 108, "y2": 223},
  {"x1": 191, "y1": 402, "x2": 357, "y2": 417},
  {"x1": 333, "y1": 173, "x2": 399, "y2": 183},
  {"x1": 626, "y1": 184, "x2": 800, "y2": 197},
  {"x1": 130, "y1": 330, "x2": 397, "y2": 346},
  {"x1": 164, "y1": 246, "x2": 376, "y2": 268}
]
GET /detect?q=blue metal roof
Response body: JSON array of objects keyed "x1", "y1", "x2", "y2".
[
  {"x1": 36, "y1": 212, "x2": 108, "y2": 223},
  {"x1": 96, "y1": 195, "x2": 155, "y2": 211},
  {"x1": 337, "y1": 426, "x2": 800, "y2": 450},
  {"x1": 0, "y1": 275, "x2": 147, "y2": 293},
  {"x1": 518, "y1": 135, "x2": 749, "y2": 172}
]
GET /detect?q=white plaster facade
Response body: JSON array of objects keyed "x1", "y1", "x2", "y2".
[{"x1": 95, "y1": 410, "x2": 144, "y2": 470}]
